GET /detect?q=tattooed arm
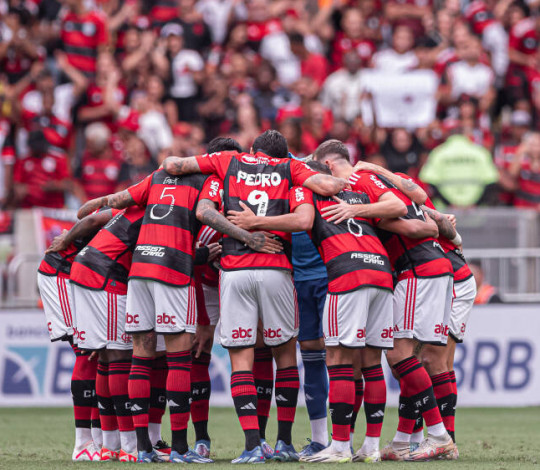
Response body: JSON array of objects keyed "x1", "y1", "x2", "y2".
[
  {"x1": 162, "y1": 156, "x2": 201, "y2": 175},
  {"x1": 302, "y1": 173, "x2": 349, "y2": 196},
  {"x1": 77, "y1": 190, "x2": 135, "y2": 219},
  {"x1": 421, "y1": 205, "x2": 457, "y2": 240},
  {"x1": 45, "y1": 210, "x2": 113, "y2": 253},
  {"x1": 354, "y1": 161, "x2": 427, "y2": 204},
  {"x1": 196, "y1": 199, "x2": 283, "y2": 254}
]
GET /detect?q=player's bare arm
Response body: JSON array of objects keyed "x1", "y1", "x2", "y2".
[
  {"x1": 354, "y1": 161, "x2": 427, "y2": 204},
  {"x1": 378, "y1": 212, "x2": 439, "y2": 239},
  {"x1": 196, "y1": 198, "x2": 284, "y2": 254},
  {"x1": 322, "y1": 191, "x2": 407, "y2": 224},
  {"x1": 303, "y1": 173, "x2": 349, "y2": 196},
  {"x1": 421, "y1": 205, "x2": 457, "y2": 240},
  {"x1": 162, "y1": 156, "x2": 201, "y2": 175},
  {"x1": 77, "y1": 190, "x2": 135, "y2": 219},
  {"x1": 45, "y1": 209, "x2": 113, "y2": 254},
  {"x1": 227, "y1": 201, "x2": 315, "y2": 232}
]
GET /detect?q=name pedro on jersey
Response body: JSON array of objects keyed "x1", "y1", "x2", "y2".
[{"x1": 237, "y1": 171, "x2": 281, "y2": 187}]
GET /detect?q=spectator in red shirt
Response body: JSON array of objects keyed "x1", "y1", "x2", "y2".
[
  {"x1": 13, "y1": 130, "x2": 71, "y2": 208},
  {"x1": 60, "y1": 0, "x2": 109, "y2": 78},
  {"x1": 73, "y1": 122, "x2": 121, "y2": 202},
  {"x1": 289, "y1": 32, "x2": 329, "y2": 89}
]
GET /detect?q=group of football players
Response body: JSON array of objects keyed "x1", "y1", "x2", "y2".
[{"x1": 37, "y1": 130, "x2": 475, "y2": 464}]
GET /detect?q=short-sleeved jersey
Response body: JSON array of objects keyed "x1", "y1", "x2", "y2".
[
  {"x1": 375, "y1": 173, "x2": 452, "y2": 281},
  {"x1": 297, "y1": 186, "x2": 393, "y2": 295},
  {"x1": 195, "y1": 151, "x2": 316, "y2": 271},
  {"x1": 70, "y1": 206, "x2": 145, "y2": 294},
  {"x1": 128, "y1": 169, "x2": 222, "y2": 286},
  {"x1": 424, "y1": 199, "x2": 472, "y2": 283},
  {"x1": 37, "y1": 207, "x2": 116, "y2": 278}
]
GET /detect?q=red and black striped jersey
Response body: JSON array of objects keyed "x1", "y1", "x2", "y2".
[
  {"x1": 24, "y1": 114, "x2": 72, "y2": 152},
  {"x1": 37, "y1": 207, "x2": 118, "y2": 278},
  {"x1": 128, "y1": 169, "x2": 222, "y2": 286},
  {"x1": 196, "y1": 225, "x2": 221, "y2": 287},
  {"x1": 70, "y1": 206, "x2": 145, "y2": 294},
  {"x1": 150, "y1": 0, "x2": 178, "y2": 27},
  {"x1": 61, "y1": 10, "x2": 108, "y2": 76},
  {"x1": 77, "y1": 155, "x2": 122, "y2": 201},
  {"x1": 424, "y1": 199, "x2": 472, "y2": 283},
  {"x1": 375, "y1": 173, "x2": 453, "y2": 281},
  {"x1": 195, "y1": 151, "x2": 316, "y2": 271},
  {"x1": 298, "y1": 186, "x2": 393, "y2": 294},
  {"x1": 513, "y1": 161, "x2": 540, "y2": 208}
]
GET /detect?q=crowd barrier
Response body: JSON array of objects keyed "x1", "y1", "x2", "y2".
[{"x1": 0, "y1": 304, "x2": 538, "y2": 407}]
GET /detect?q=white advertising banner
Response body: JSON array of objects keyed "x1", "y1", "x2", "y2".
[
  {"x1": 360, "y1": 69, "x2": 439, "y2": 129},
  {"x1": 0, "y1": 305, "x2": 538, "y2": 407}
]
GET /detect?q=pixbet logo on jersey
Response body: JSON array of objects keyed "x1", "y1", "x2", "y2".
[
  {"x1": 157, "y1": 313, "x2": 176, "y2": 326},
  {"x1": 232, "y1": 327, "x2": 252, "y2": 339}
]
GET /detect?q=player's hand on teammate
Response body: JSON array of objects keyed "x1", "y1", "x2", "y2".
[
  {"x1": 45, "y1": 229, "x2": 69, "y2": 253},
  {"x1": 321, "y1": 196, "x2": 359, "y2": 224},
  {"x1": 227, "y1": 201, "x2": 257, "y2": 230},
  {"x1": 192, "y1": 324, "x2": 216, "y2": 358},
  {"x1": 445, "y1": 213, "x2": 457, "y2": 228},
  {"x1": 353, "y1": 161, "x2": 380, "y2": 173},
  {"x1": 246, "y1": 232, "x2": 283, "y2": 253},
  {"x1": 207, "y1": 242, "x2": 222, "y2": 262}
]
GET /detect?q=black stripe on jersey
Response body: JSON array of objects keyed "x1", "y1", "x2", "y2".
[
  {"x1": 152, "y1": 171, "x2": 209, "y2": 191},
  {"x1": 311, "y1": 214, "x2": 377, "y2": 246},
  {"x1": 447, "y1": 249, "x2": 467, "y2": 273},
  {"x1": 395, "y1": 239, "x2": 447, "y2": 274},
  {"x1": 325, "y1": 251, "x2": 391, "y2": 281},
  {"x1": 221, "y1": 236, "x2": 292, "y2": 263},
  {"x1": 104, "y1": 212, "x2": 143, "y2": 249},
  {"x1": 132, "y1": 244, "x2": 193, "y2": 276},
  {"x1": 64, "y1": 45, "x2": 98, "y2": 58},
  {"x1": 515, "y1": 190, "x2": 540, "y2": 203},
  {"x1": 74, "y1": 246, "x2": 130, "y2": 286},
  {"x1": 142, "y1": 204, "x2": 192, "y2": 229}
]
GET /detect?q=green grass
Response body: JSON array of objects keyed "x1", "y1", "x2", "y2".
[{"x1": 0, "y1": 407, "x2": 539, "y2": 469}]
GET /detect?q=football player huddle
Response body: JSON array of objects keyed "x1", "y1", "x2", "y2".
[{"x1": 37, "y1": 130, "x2": 475, "y2": 464}]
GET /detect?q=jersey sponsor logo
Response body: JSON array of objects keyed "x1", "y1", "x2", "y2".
[
  {"x1": 208, "y1": 180, "x2": 220, "y2": 197},
  {"x1": 163, "y1": 176, "x2": 180, "y2": 185},
  {"x1": 76, "y1": 330, "x2": 86, "y2": 341},
  {"x1": 157, "y1": 313, "x2": 176, "y2": 326},
  {"x1": 126, "y1": 313, "x2": 139, "y2": 324},
  {"x1": 370, "y1": 174, "x2": 386, "y2": 189},
  {"x1": 135, "y1": 245, "x2": 165, "y2": 257},
  {"x1": 263, "y1": 328, "x2": 282, "y2": 339},
  {"x1": 433, "y1": 241, "x2": 444, "y2": 252},
  {"x1": 351, "y1": 252, "x2": 385, "y2": 265},
  {"x1": 236, "y1": 170, "x2": 281, "y2": 187},
  {"x1": 240, "y1": 155, "x2": 275, "y2": 165},
  {"x1": 381, "y1": 327, "x2": 393, "y2": 339},
  {"x1": 357, "y1": 328, "x2": 366, "y2": 339},
  {"x1": 231, "y1": 327, "x2": 252, "y2": 339},
  {"x1": 82, "y1": 22, "x2": 97, "y2": 36},
  {"x1": 460, "y1": 323, "x2": 466, "y2": 334},
  {"x1": 47, "y1": 322, "x2": 52, "y2": 332},
  {"x1": 294, "y1": 187, "x2": 305, "y2": 202},
  {"x1": 434, "y1": 323, "x2": 449, "y2": 336}
]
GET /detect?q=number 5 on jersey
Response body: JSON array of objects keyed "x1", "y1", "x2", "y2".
[{"x1": 150, "y1": 187, "x2": 175, "y2": 220}]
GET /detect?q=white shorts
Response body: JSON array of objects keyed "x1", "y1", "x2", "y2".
[
  {"x1": 449, "y1": 277, "x2": 476, "y2": 343},
  {"x1": 393, "y1": 276, "x2": 453, "y2": 345},
  {"x1": 323, "y1": 287, "x2": 393, "y2": 349},
  {"x1": 126, "y1": 279, "x2": 197, "y2": 335},
  {"x1": 73, "y1": 285, "x2": 132, "y2": 351},
  {"x1": 219, "y1": 269, "x2": 299, "y2": 348},
  {"x1": 202, "y1": 283, "x2": 219, "y2": 326},
  {"x1": 37, "y1": 273, "x2": 75, "y2": 342}
]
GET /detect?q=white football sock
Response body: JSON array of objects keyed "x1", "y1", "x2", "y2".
[
  {"x1": 120, "y1": 431, "x2": 137, "y2": 453},
  {"x1": 103, "y1": 430, "x2": 120, "y2": 451},
  {"x1": 393, "y1": 431, "x2": 411, "y2": 443},
  {"x1": 311, "y1": 417, "x2": 328, "y2": 446},
  {"x1": 148, "y1": 422, "x2": 162, "y2": 446},
  {"x1": 411, "y1": 430, "x2": 424, "y2": 443},
  {"x1": 360, "y1": 436, "x2": 379, "y2": 453},
  {"x1": 331, "y1": 439, "x2": 350, "y2": 453},
  {"x1": 75, "y1": 427, "x2": 92, "y2": 448},
  {"x1": 91, "y1": 427, "x2": 103, "y2": 447},
  {"x1": 427, "y1": 422, "x2": 447, "y2": 437}
]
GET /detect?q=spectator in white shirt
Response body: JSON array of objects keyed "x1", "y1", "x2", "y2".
[{"x1": 371, "y1": 24, "x2": 419, "y2": 72}]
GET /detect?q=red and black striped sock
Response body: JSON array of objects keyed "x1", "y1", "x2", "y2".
[
  {"x1": 448, "y1": 370, "x2": 457, "y2": 442},
  {"x1": 231, "y1": 371, "x2": 260, "y2": 451},
  {"x1": 350, "y1": 378, "x2": 364, "y2": 433},
  {"x1": 328, "y1": 364, "x2": 354, "y2": 442},
  {"x1": 431, "y1": 372, "x2": 456, "y2": 441},
  {"x1": 109, "y1": 359, "x2": 134, "y2": 433},
  {"x1": 71, "y1": 345, "x2": 97, "y2": 432},
  {"x1": 275, "y1": 366, "x2": 299, "y2": 445},
  {"x1": 166, "y1": 351, "x2": 192, "y2": 455},
  {"x1": 253, "y1": 347, "x2": 273, "y2": 440},
  {"x1": 190, "y1": 351, "x2": 211, "y2": 442},
  {"x1": 96, "y1": 362, "x2": 118, "y2": 433},
  {"x1": 149, "y1": 355, "x2": 168, "y2": 427},
  {"x1": 129, "y1": 355, "x2": 153, "y2": 452},
  {"x1": 362, "y1": 364, "x2": 386, "y2": 438},
  {"x1": 393, "y1": 357, "x2": 442, "y2": 429}
]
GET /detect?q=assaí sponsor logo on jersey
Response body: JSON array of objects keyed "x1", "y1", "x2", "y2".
[
  {"x1": 236, "y1": 170, "x2": 282, "y2": 187},
  {"x1": 135, "y1": 245, "x2": 165, "y2": 257},
  {"x1": 351, "y1": 252, "x2": 385, "y2": 265}
]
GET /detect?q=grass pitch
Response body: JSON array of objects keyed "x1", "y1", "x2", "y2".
[{"x1": 0, "y1": 407, "x2": 538, "y2": 469}]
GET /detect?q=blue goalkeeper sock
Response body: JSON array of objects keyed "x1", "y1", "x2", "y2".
[{"x1": 301, "y1": 349, "x2": 329, "y2": 446}]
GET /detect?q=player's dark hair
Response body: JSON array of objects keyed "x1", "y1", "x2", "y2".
[
  {"x1": 313, "y1": 139, "x2": 350, "y2": 162},
  {"x1": 288, "y1": 32, "x2": 304, "y2": 45},
  {"x1": 207, "y1": 137, "x2": 242, "y2": 154},
  {"x1": 252, "y1": 130, "x2": 289, "y2": 160},
  {"x1": 306, "y1": 160, "x2": 332, "y2": 175}
]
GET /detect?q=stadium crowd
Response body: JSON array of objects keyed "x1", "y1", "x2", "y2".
[{"x1": 1, "y1": 0, "x2": 540, "y2": 210}]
